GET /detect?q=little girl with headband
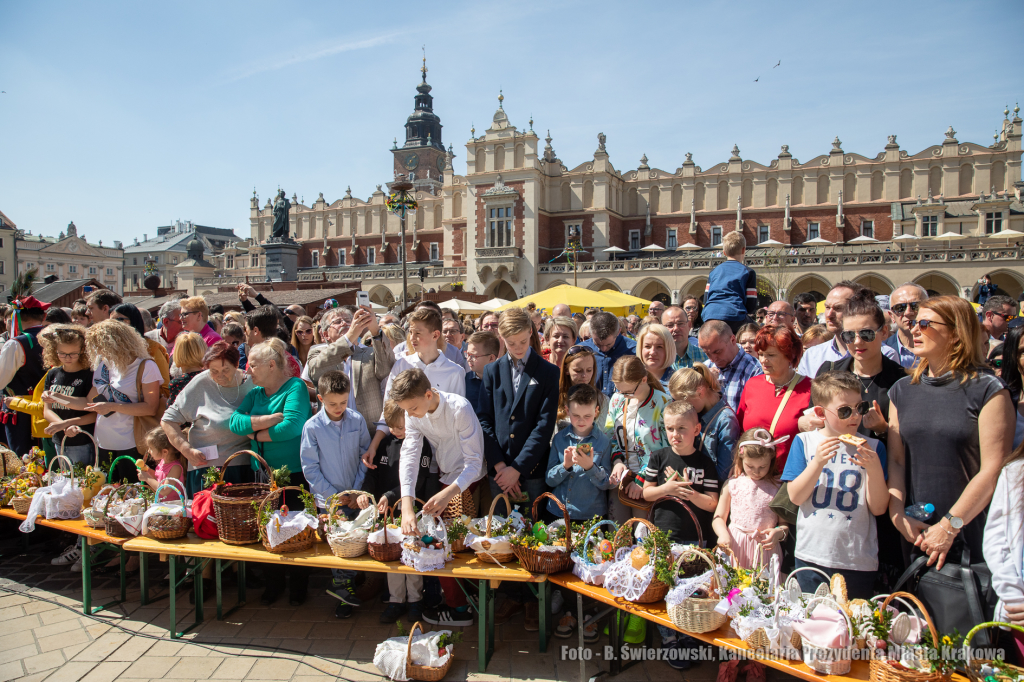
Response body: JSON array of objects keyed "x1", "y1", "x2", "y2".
[{"x1": 711, "y1": 428, "x2": 789, "y2": 578}]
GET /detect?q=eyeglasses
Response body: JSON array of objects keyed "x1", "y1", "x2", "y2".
[
  {"x1": 683, "y1": 306, "x2": 698, "y2": 312},
  {"x1": 991, "y1": 358, "x2": 1004, "y2": 368},
  {"x1": 285, "y1": 310, "x2": 299, "y2": 317},
  {"x1": 909, "y1": 319, "x2": 949, "y2": 331},
  {"x1": 839, "y1": 326, "x2": 884, "y2": 344},
  {"x1": 464, "y1": 352, "x2": 495, "y2": 362},
  {"x1": 616, "y1": 380, "x2": 643, "y2": 396},
  {"x1": 295, "y1": 329, "x2": 313, "y2": 336},
  {"x1": 891, "y1": 302, "x2": 920, "y2": 316},
  {"x1": 180, "y1": 310, "x2": 200, "y2": 318},
  {"x1": 825, "y1": 401, "x2": 870, "y2": 420},
  {"x1": 764, "y1": 311, "x2": 793, "y2": 320},
  {"x1": 56, "y1": 351, "x2": 81, "y2": 360}
]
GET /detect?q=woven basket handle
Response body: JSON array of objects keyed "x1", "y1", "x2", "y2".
[
  {"x1": 714, "y1": 544, "x2": 738, "y2": 568},
  {"x1": 650, "y1": 495, "x2": 704, "y2": 546},
  {"x1": 784, "y1": 565, "x2": 832, "y2": 597},
  {"x1": 103, "y1": 483, "x2": 146, "y2": 516},
  {"x1": 152, "y1": 476, "x2": 188, "y2": 503},
  {"x1": 673, "y1": 548, "x2": 721, "y2": 595},
  {"x1": 580, "y1": 520, "x2": 618, "y2": 567},
  {"x1": 406, "y1": 621, "x2": 425, "y2": 675},
  {"x1": 880, "y1": 591, "x2": 939, "y2": 651},
  {"x1": 107, "y1": 455, "x2": 138, "y2": 482},
  {"x1": 965, "y1": 622, "x2": 1024, "y2": 676},
  {"x1": 47, "y1": 453, "x2": 74, "y2": 479},
  {"x1": 613, "y1": 517, "x2": 661, "y2": 562},
  {"x1": 486, "y1": 492, "x2": 510, "y2": 538},
  {"x1": 330, "y1": 489, "x2": 378, "y2": 528},
  {"x1": 218, "y1": 450, "x2": 271, "y2": 484},
  {"x1": 531, "y1": 491, "x2": 572, "y2": 550}
]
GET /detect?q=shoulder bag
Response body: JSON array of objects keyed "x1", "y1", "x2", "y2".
[
  {"x1": 133, "y1": 359, "x2": 168, "y2": 455},
  {"x1": 764, "y1": 373, "x2": 802, "y2": 525}
]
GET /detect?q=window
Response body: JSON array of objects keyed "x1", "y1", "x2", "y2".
[
  {"x1": 861, "y1": 220, "x2": 874, "y2": 239},
  {"x1": 368, "y1": 247, "x2": 376, "y2": 265},
  {"x1": 133, "y1": 257, "x2": 138, "y2": 266},
  {"x1": 986, "y1": 212, "x2": 1003, "y2": 234},
  {"x1": 106, "y1": 268, "x2": 113, "y2": 276},
  {"x1": 226, "y1": 255, "x2": 234, "y2": 269},
  {"x1": 711, "y1": 226, "x2": 723, "y2": 247},
  {"x1": 46, "y1": 263, "x2": 55, "y2": 272},
  {"x1": 0, "y1": 238, "x2": 5, "y2": 247},
  {"x1": 629, "y1": 230, "x2": 641, "y2": 250},
  {"x1": 89, "y1": 266, "x2": 97, "y2": 275},
  {"x1": 132, "y1": 274, "x2": 138, "y2": 288},
  {"x1": 239, "y1": 259, "x2": 247, "y2": 269},
  {"x1": 667, "y1": 229, "x2": 677, "y2": 249},
  {"x1": 758, "y1": 225, "x2": 770, "y2": 243},
  {"x1": 312, "y1": 251, "x2": 319, "y2": 267},
  {"x1": 338, "y1": 248, "x2": 346, "y2": 265},
  {"x1": 172, "y1": 256, "x2": 178, "y2": 264},
  {"x1": 69, "y1": 265, "x2": 77, "y2": 274},
  {"x1": 430, "y1": 243, "x2": 439, "y2": 261},
  {"x1": 488, "y1": 206, "x2": 513, "y2": 247},
  {"x1": 922, "y1": 215, "x2": 938, "y2": 237},
  {"x1": 808, "y1": 222, "x2": 820, "y2": 240},
  {"x1": 153, "y1": 256, "x2": 160, "y2": 264},
  {"x1": 0, "y1": 261, "x2": 4, "y2": 275},
  {"x1": 253, "y1": 255, "x2": 260, "y2": 268}
]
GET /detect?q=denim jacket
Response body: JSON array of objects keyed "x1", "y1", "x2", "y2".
[
  {"x1": 545, "y1": 425, "x2": 614, "y2": 520},
  {"x1": 698, "y1": 399, "x2": 740, "y2": 482}
]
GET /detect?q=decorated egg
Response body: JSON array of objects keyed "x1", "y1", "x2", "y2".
[
  {"x1": 532, "y1": 522, "x2": 548, "y2": 542},
  {"x1": 421, "y1": 535, "x2": 434, "y2": 545},
  {"x1": 598, "y1": 539, "x2": 614, "y2": 561}
]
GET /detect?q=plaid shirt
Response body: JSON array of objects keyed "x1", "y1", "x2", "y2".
[
  {"x1": 704, "y1": 347, "x2": 763, "y2": 412},
  {"x1": 671, "y1": 340, "x2": 709, "y2": 371}
]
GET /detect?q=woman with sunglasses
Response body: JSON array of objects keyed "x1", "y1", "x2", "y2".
[
  {"x1": 736, "y1": 325, "x2": 810, "y2": 469},
  {"x1": 555, "y1": 345, "x2": 609, "y2": 432},
  {"x1": 605, "y1": 355, "x2": 671, "y2": 522},
  {"x1": 888, "y1": 296, "x2": 1014, "y2": 571},
  {"x1": 289, "y1": 315, "x2": 316, "y2": 368},
  {"x1": 545, "y1": 316, "x2": 578, "y2": 369},
  {"x1": 997, "y1": 322, "x2": 1024, "y2": 450}
]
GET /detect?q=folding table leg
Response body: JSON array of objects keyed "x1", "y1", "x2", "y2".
[
  {"x1": 168, "y1": 554, "x2": 177, "y2": 638},
  {"x1": 139, "y1": 551, "x2": 149, "y2": 606},
  {"x1": 538, "y1": 581, "x2": 548, "y2": 653},
  {"x1": 80, "y1": 536, "x2": 91, "y2": 615},
  {"x1": 477, "y1": 579, "x2": 495, "y2": 673},
  {"x1": 118, "y1": 547, "x2": 127, "y2": 603}
]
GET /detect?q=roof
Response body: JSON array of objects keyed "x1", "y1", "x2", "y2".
[
  {"x1": 123, "y1": 286, "x2": 356, "y2": 312},
  {"x1": 0, "y1": 209, "x2": 17, "y2": 230},
  {"x1": 890, "y1": 197, "x2": 1023, "y2": 221},
  {"x1": 124, "y1": 230, "x2": 208, "y2": 255},
  {"x1": 157, "y1": 224, "x2": 237, "y2": 239},
  {"x1": 30, "y1": 278, "x2": 107, "y2": 303}
]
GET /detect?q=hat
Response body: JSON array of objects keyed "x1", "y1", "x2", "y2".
[{"x1": 10, "y1": 296, "x2": 52, "y2": 336}]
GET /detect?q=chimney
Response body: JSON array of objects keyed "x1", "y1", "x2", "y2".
[
  {"x1": 143, "y1": 234, "x2": 148, "y2": 242},
  {"x1": 114, "y1": 241, "x2": 122, "y2": 249}
]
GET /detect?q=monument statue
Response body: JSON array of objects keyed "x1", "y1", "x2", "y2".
[{"x1": 271, "y1": 189, "x2": 291, "y2": 239}]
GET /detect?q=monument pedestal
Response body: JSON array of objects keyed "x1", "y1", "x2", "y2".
[{"x1": 263, "y1": 239, "x2": 301, "y2": 282}]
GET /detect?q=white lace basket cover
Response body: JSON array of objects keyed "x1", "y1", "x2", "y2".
[
  {"x1": 400, "y1": 511, "x2": 452, "y2": 572},
  {"x1": 373, "y1": 629, "x2": 453, "y2": 681},
  {"x1": 19, "y1": 474, "x2": 84, "y2": 532},
  {"x1": 265, "y1": 510, "x2": 318, "y2": 548}
]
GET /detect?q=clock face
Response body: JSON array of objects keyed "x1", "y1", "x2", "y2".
[
  {"x1": 403, "y1": 154, "x2": 419, "y2": 170},
  {"x1": 436, "y1": 156, "x2": 446, "y2": 172}
]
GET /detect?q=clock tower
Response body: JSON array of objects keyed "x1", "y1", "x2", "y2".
[{"x1": 391, "y1": 55, "x2": 446, "y2": 194}]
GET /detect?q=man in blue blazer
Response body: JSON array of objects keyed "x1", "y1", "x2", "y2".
[{"x1": 582, "y1": 311, "x2": 636, "y2": 397}]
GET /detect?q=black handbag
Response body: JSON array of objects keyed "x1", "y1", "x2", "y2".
[{"x1": 892, "y1": 543, "x2": 997, "y2": 646}]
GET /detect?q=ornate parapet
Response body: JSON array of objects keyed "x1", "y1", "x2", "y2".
[{"x1": 475, "y1": 246, "x2": 522, "y2": 282}]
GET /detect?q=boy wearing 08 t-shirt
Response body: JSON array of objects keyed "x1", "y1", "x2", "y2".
[{"x1": 781, "y1": 371, "x2": 888, "y2": 600}]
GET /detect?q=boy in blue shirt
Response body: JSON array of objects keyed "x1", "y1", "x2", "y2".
[
  {"x1": 545, "y1": 383, "x2": 614, "y2": 520},
  {"x1": 300, "y1": 370, "x2": 372, "y2": 618},
  {"x1": 463, "y1": 331, "x2": 499, "y2": 415},
  {"x1": 702, "y1": 231, "x2": 758, "y2": 334}
]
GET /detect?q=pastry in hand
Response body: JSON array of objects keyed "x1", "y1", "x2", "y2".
[{"x1": 838, "y1": 434, "x2": 866, "y2": 448}]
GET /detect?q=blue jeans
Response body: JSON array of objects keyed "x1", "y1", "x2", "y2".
[{"x1": 61, "y1": 444, "x2": 95, "y2": 466}]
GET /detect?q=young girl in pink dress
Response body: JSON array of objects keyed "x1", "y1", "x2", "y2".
[
  {"x1": 711, "y1": 428, "x2": 788, "y2": 578},
  {"x1": 138, "y1": 427, "x2": 184, "y2": 501}
]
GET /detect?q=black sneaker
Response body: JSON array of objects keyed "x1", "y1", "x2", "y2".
[
  {"x1": 379, "y1": 602, "x2": 406, "y2": 624},
  {"x1": 335, "y1": 603, "x2": 353, "y2": 619},
  {"x1": 326, "y1": 579, "x2": 362, "y2": 606},
  {"x1": 423, "y1": 605, "x2": 473, "y2": 628},
  {"x1": 407, "y1": 600, "x2": 424, "y2": 623}
]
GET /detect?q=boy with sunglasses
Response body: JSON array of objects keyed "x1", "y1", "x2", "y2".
[{"x1": 781, "y1": 371, "x2": 889, "y2": 599}]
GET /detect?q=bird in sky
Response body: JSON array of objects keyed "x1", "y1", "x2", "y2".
[
  {"x1": 774, "y1": 60, "x2": 781, "y2": 68},
  {"x1": 754, "y1": 77, "x2": 759, "y2": 82}
]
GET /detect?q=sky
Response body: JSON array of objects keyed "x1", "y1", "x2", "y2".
[{"x1": 1, "y1": 0, "x2": 1022, "y2": 246}]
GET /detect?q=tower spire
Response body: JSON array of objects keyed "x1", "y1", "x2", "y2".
[{"x1": 421, "y1": 45, "x2": 428, "y2": 83}]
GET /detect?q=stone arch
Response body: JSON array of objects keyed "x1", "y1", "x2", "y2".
[
  {"x1": 913, "y1": 270, "x2": 960, "y2": 297},
  {"x1": 561, "y1": 182, "x2": 572, "y2": 211},
  {"x1": 485, "y1": 279, "x2": 517, "y2": 300},
  {"x1": 992, "y1": 160, "x2": 1006, "y2": 192},
  {"x1": 200, "y1": 289, "x2": 217, "y2": 297},
  {"x1": 475, "y1": 148, "x2": 486, "y2": 172},
  {"x1": 368, "y1": 285, "x2": 395, "y2": 306},
  {"x1": 788, "y1": 273, "x2": 832, "y2": 301},
  {"x1": 682, "y1": 277, "x2": 708, "y2": 300},
  {"x1": 816, "y1": 176, "x2": 830, "y2": 204},
  {"x1": 583, "y1": 180, "x2": 594, "y2": 208},
  {"x1": 671, "y1": 184, "x2": 682, "y2": 212},
  {"x1": 514, "y1": 143, "x2": 525, "y2": 168},
  {"x1": 632, "y1": 277, "x2": 670, "y2": 301},
  {"x1": 433, "y1": 204, "x2": 443, "y2": 229},
  {"x1": 741, "y1": 179, "x2": 753, "y2": 208},
  {"x1": 766, "y1": 178, "x2": 778, "y2": 207},
  {"x1": 792, "y1": 176, "x2": 804, "y2": 205},
  {"x1": 853, "y1": 273, "x2": 894, "y2": 296},
  {"x1": 928, "y1": 166, "x2": 942, "y2": 198},
  {"x1": 870, "y1": 171, "x2": 884, "y2": 201},
  {"x1": 546, "y1": 279, "x2": 570, "y2": 288},
  {"x1": 494, "y1": 146, "x2": 505, "y2": 171},
  {"x1": 406, "y1": 283, "x2": 424, "y2": 299},
  {"x1": 452, "y1": 190, "x2": 462, "y2": 218},
  {"x1": 626, "y1": 187, "x2": 638, "y2": 215},
  {"x1": 972, "y1": 268, "x2": 1024, "y2": 301},
  {"x1": 959, "y1": 163, "x2": 974, "y2": 196},
  {"x1": 588, "y1": 278, "x2": 622, "y2": 292},
  {"x1": 478, "y1": 265, "x2": 493, "y2": 283},
  {"x1": 694, "y1": 182, "x2": 705, "y2": 210},
  {"x1": 649, "y1": 186, "x2": 660, "y2": 214},
  {"x1": 899, "y1": 168, "x2": 913, "y2": 199},
  {"x1": 717, "y1": 180, "x2": 729, "y2": 210},
  {"x1": 844, "y1": 173, "x2": 857, "y2": 202}
]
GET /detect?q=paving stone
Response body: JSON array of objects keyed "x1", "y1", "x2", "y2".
[
  {"x1": 37, "y1": 661, "x2": 96, "y2": 682},
  {"x1": 245, "y1": 658, "x2": 299, "y2": 680},
  {"x1": 0, "y1": 630, "x2": 37, "y2": 652},
  {"x1": 121, "y1": 656, "x2": 182, "y2": 679},
  {"x1": 267, "y1": 621, "x2": 312, "y2": 639},
  {"x1": 21, "y1": 650, "x2": 64, "y2": 675},
  {"x1": 37, "y1": 628, "x2": 91, "y2": 654},
  {"x1": 38, "y1": 608, "x2": 82, "y2": 625},
  {"x1": 34, "y1": 617, "x2": 90, "y2": 639},
  {"x1": 0, "y1": 661, "x2": 23, "y2": 682},
  {"x1": 103, "y1": 636, "x2": 152, "y2": 662},
  {"x1": 78, "y1": 662, "x2": 132, "y2": 682},
  {"x1": 212, "y1": 658, "x2": 255, "y2": 679},
  {"x1": 71, "y1": 632, "x2": 132, "y2": 662},
  {"x1": 165, "y1": 657, "x2": 224, "y2": 678}
]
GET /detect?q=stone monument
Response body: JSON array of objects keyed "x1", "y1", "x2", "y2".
[{"x1": 263, "y1": 189, "x2": 300, "y2": 282}]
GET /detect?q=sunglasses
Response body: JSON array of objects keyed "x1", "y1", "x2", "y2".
[
  {"x1": 991, "y1": 358, "x2": 1003, "y2": 368},
  {"x1": 992, "y1": 311, "x2": 1019, "y2": 322},
  {"x1": 909, "y1": 319, "x2": 949, "y2": 331},
  {"x1": 565, "y1": 345, "x2": 592, "y2": 359},
  {"x1": 891, "y1": 302, "x2": 920, "y2": 316},
  {"x1": 825, "y1": 401, "x2": 871, "y2": 420},
  {"x1": 839, "y1": 326, "x2": 884, "y2": 344}
]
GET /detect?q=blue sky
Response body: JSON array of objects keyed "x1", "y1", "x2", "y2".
[{"x1": 1, "y1": 0, "x2": 1021, "y2": 245}]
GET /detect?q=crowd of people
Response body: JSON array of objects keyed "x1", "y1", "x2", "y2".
[{"x1": 3, "y1": 234, "x2": 1024, "y2": 671}]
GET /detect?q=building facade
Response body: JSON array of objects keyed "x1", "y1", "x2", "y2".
[
  {"x1": 123, "y1": 220, "x2": 239, "y2": 291},
  {"x1": 16, "y1": 222, "x2": 124, "y2": 295},
  {"x1": 0, "y1": 210, "x2": 20, "y2": 295},
  {"x1": 247, "y1": 69, "x2": 1024, "y2": 306}
]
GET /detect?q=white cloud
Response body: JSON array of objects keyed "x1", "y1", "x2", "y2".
[{"x1": 222, "y1": 31, "x2": 402, "y2": 83}]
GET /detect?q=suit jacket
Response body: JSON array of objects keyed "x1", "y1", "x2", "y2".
[
  {"x1": 306, "y1": 333, "x2": 395, "y2": 438},
  {"x1": 478, "y1": 351, "x2": 560, "y2": 480}
]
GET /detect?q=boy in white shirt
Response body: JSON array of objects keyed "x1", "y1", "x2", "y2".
[
  {"x1": 781, "y1": 371, "x2": 889, "y2": 599},
  {"x1": 391, "y1": 368, "x2": 485, "y2": 628}
]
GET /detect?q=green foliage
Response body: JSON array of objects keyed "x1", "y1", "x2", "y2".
[
  {"x1": 202, "y1": 467, "x2": 220, "y2": 490},
  {"x1": 271, "y1": 465, "x2": 291, "y2": 488},
  {"x1": 436, "y1": 631, "x2": 463, "y2": 653},
  {"x1": 445, "y1": 518, "x2": 468, "y2": 542},
  {"x1": 639, "y1": 529, "x2": 676, "y2": 587}
]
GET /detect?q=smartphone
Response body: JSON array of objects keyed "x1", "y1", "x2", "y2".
[{"x1": 357, "y1": 291, "x2": 370, "y2": 308}]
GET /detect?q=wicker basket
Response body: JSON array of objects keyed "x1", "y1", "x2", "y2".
[
  {"x1": 64, "y1": 432, "x2": 104, "y2": 505},
  {"x1": 965, "y1": 622, "x2": 1024, "y2": 682},
  {"x1": 405, "y1": 622, "x2": 455, "y2": 682},
  {"x1": 801, "y1": 595, "x2": 853, "y2": 676},
  {"x1": 145, "y1": 478, "x2": 192, "y2": 540},
  {"x1": 103, "y1": 484, "x2": 147, "y2": 538},
  {"x1": 616, "y1": 473, "x2": 652, "y2": 513},
  {"x1": 258, "y1": 486, "x2": 316, "y2": 554},
  {"x1": 10, "y1": 471, "x2": 42, "y2": 514},
  {"x1": 512, "y1": 492, "x2": 574, "y2": 574},
  {"x1": 612, "y1": 517, "x2": 670, "y2": 604},
  {"x1": 472, "y1": 493, "x2": 517, "y2": 565},
  {"x1": 325, "y1": 490, "x2": 376, "y2": 558},
  {"x1": 0, "y1": 443, "x2": 20, "y2": 477},
  {"x1": 572, "y1": 519, "x2": 618, "y2": 585},
  {"x1": 440, "y1": 486, "x2": 476, "y2": 521},
  {"x1": 212, "y1": 450, "x2": 274, "y2": 546},
  {"x1": 869, "y1": 592, "x2": 946, "y2": 682},
  {"x1": 668, "y1": 548, "x2": 728, "y2": 633},
  {"x1": 84, "y1": 484, "x2": 117, "y2": 528},
  {"x1": 368, "y1": 500, "x2": 403, "y2": 562}
]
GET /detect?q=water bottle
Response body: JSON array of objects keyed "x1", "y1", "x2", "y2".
[{"x1": 905, "y1": 503, "x2": 935, "y2": 521}]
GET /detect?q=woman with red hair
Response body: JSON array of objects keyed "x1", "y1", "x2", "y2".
[{"x1": 735, "y1": 325, "x2": 812, "y2": 468}]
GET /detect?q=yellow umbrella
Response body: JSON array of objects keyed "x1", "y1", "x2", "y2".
[{"x1": 493, "y1": 285, "x2": 650, "y2": 317}]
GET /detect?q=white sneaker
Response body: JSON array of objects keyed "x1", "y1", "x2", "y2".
[
  {"x1": 550, "y1": 589, "x2": 564, "y2": 615},
  {"x1": 52, "y1": 545, "x2": 81, "y2": 566},
  {"x1": 70, "y1": 557, "x2": 82, "y2": 573}
]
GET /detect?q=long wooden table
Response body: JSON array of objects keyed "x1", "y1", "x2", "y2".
[
  {"x1": 0, "y1": 508, "x2": 131, "y2": 615},
  {"x1": 547, "y1": 573, "x2": 968, "y2": 682},
  {"x1": 124, "y1": 534, "x2": 549, "y2": 672}
]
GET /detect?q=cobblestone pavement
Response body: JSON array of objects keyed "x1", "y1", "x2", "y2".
[{"x1": 0, "y1": 525, "x2": 799, "y2": 682}]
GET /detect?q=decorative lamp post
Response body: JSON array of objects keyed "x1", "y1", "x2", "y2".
[{"x1": 386, "y1": 176, "x2": 418, "y2": 311}]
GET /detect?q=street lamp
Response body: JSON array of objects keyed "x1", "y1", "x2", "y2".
[{"x1": 386, "y1": 176, "x2": 417, "y2": 312}]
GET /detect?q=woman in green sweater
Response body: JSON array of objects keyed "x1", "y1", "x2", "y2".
[{"x1": 229, "y1": 337, "x2": 312, "y2": 605}]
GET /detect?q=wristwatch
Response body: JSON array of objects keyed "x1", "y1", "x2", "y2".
[{"x1": 943, "y1": 513, "x2": 964, "y2": 531}]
